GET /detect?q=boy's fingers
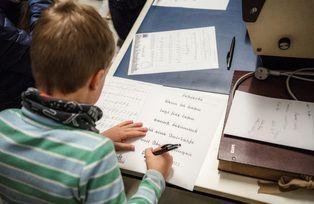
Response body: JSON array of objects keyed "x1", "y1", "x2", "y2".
[
  {"x1": 115, "y1": 142, "x2": 135, "y2": 151},
  {"x1": 152, "y1": 146, "x2": 162, "y2": 152},
  {"x1": 163, "y1": 152, "x2": 172, "y2": 159},
  {"x1": 139, "y1": 127, "x2": 148, "y2": 132},
  {"x1": 125, "y1": 131, "x2": 146, "y2": 138},
  {"x1": 118, "y1": 121, "x2": 133, "y2": 127},
  {"x1": 126, "y1": 122, "x2": 143, "y2": 128},
  {"x1": 145, "y1": 148, "x2": 154, "y2": 157},
  {"x1": 127, "y1": 127, "x2": 148, "y2": 132}
]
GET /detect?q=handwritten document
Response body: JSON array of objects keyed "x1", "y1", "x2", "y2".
[
  {"x1": 224, "y1": 91, "x2": 314, "y2": 151},
  {"x1": 96, "y1": 77, "x2": 228, "y2": 190},
  {"x1": 153, "y1": 0, "x2": 229, "y2": 10},
  {"x1": 128, "y1": 27, "x2": 218, "y2": 75},
  {"x1": 95, "y1": 77, "x2": 160, "y2": 130}
]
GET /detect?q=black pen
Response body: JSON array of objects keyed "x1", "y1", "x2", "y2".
[
  {"x1": 153, "y1": 144, "x2": 181, "y2": 155},
  {"x1": 226, "y1": 36, "x2": 236, "y2": 70}
]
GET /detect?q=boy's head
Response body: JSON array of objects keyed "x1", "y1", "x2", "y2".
[{"x1": 31, "y1": 0, "x2": 115, "y2": 104}]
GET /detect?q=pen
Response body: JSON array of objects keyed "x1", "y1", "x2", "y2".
[
  {"x1": 153, "y1": 144, "x2": 181, "y2": 155},
  {"x1": 226, "y1": 36, "x2": 236, "y2": 70}
]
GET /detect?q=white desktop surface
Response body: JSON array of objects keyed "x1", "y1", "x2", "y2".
[{"x1": 107, "y1": 1, "x2": 314, "y2": 203}]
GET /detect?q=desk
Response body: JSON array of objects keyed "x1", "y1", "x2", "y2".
[
  {"x1": 107, "y1": 0, "x2": 314, "y2": 203},
  {"x1": 110, "y1": 0, "x2": 258, "y2": 94}
]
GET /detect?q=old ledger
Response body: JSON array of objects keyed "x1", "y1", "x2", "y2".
[{"x1": 96, "y1": 77, "x2": 228, "y2": 190}]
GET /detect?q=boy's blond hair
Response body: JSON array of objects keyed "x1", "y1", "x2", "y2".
[{"x1": 31, "y1": 0, "x2": 115, "y2": 94}]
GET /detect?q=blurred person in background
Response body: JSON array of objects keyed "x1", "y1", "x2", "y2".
[
  {"x1": 0, "y1": 0, "x2": 53, "y2": 110},
  {"x1": 109, "y1": 0, "x2": 146, "y2": 45}
]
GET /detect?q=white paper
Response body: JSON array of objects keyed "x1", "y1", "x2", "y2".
[
  {"x1": 95, "y1": 77, "x2": 160, "y2": 131},
  {"x1": 224, "y1": 91, "x2": 314, "y2": 151},
  {"x1": 96, "y1": 77, "x2": 228, "y2": 190},
  {"x1": 153, "y1": 0, "x2": 229, "y2": 10},
  {"x1": 128, "y1": 27, "x2": 218, "y2": 75}
]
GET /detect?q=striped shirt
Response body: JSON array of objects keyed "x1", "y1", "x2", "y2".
[{"x1": 0, "y1": 108, "x2": 165, "y2": 204}]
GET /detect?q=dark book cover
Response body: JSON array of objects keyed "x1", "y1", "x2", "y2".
[{"x1": 218, "y1": 71, "x2": 314, "y2": 181}]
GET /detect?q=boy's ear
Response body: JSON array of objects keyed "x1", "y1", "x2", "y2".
[{"x1": 89, "y1": 69, "x2": 106, "y2": 91}]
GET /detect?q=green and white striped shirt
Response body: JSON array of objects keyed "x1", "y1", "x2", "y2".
[{"x1": 0, "y1": 108, "x2": 165, "y2": 204}]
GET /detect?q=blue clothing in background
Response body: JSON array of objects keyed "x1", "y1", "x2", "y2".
[{"x1": 0, "y1": 0, "x2": 52, "y2": 110}]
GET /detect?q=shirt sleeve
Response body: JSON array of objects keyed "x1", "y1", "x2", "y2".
[
  {"x1": 128, "y1": 169, "x2": 165, "y2": 204},
  {"x1": 79, "y1": 139, "x2": 165, "y2": 204}
]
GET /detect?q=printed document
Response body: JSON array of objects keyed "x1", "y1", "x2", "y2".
[
  {"x1": 96, "y1": 77, "x2": 228, "y2": 190},
  {"x1": 224, "y1": 91, "x2": 314, "y2": 151},
  {"x1": 153, "y1": 0, "x2": 229, "y2": 10},
  {"x1": 128, "y1": 27, "x2": 218, "y2": 75}
]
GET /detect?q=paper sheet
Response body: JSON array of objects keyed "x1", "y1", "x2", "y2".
[
  {"x1": 128, "y1": 27, "x2": 218, "y2": 75},
  {"x1": 96, "y1": 77, "x2": 228, "y2": 190},
  {"x1": 153, "y1": 0, "x2": 229, "y2": 10},
  {"x1": 95, "y1": 77, "x2": 160, "y2": 131},
  {"x1": 224, "y1": 91, "x2": 314, "y2": 151}
]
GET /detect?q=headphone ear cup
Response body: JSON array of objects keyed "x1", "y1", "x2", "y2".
[{"x1": 255, "y1": 67, "x2": 270, "y2": 80}]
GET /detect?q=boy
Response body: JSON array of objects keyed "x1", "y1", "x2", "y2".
[{"x1": 0, "y1": 1, "x2": 172, "y2": 203}]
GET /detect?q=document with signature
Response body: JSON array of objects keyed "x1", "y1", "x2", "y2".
[
  {"x1": 96, "y1": 77, "x2": 228, "y2": 190},
  {"x1": 224, "y1": 91, "x2": 314, "y2": 151},
  {"x1": 128, "y1": 27, "x2": 218, "y2": 75},
  {"x1": 153, "y1": 0, "x2": 229, "y2": 10}
]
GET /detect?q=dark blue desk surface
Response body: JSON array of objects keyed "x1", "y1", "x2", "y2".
[{"x1": 114, "y1": 0, "x2": 258, "y2": 94}]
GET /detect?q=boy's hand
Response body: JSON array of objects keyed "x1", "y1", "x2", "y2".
[
  {"x1": 102, "y1": 121, "x2": 148, "y2": 151},
  {"x1": 145, "y1": 147, "x2": 173, "y2": 179}
]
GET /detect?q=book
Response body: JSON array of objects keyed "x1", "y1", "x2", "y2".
[
  {"x1": 218, "y1": 135, "x2": 314, "y2": 181},
  {"x1": 218, "y1": 71, "x2": 314, "y2": 182}
]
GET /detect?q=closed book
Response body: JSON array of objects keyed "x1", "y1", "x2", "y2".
[{"x1": 218, "y1": 71, "x2": 314, "y2": 181}]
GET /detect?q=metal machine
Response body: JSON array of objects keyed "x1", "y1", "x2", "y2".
[{"x1": 243, "y1": 0, "x2": 314, "y2": 59}]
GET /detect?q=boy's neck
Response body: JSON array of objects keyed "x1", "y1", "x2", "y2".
[{"x1": 41, "y1": 88, "x2": 93, "y2": 105}]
